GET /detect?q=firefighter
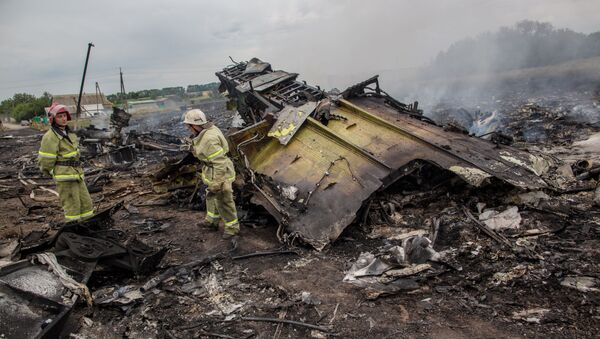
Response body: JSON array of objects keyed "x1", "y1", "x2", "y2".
[
  {"x1": 38, "y1": 103, "x2": 93, "y2": 220},
  {"x1": 183, "y1": 109, "x2": 240, "y2": 239}
]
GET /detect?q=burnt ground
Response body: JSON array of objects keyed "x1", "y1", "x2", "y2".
[{"x1": 1, "y1": 95, "x2": 600, "y2": 338}]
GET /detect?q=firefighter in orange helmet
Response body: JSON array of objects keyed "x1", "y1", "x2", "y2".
[{"x1": 38, "y1": 103, "x2": 93, "y2": 220}]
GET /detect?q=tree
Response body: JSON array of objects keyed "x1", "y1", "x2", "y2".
[
  {"x1": 427, "y1": 20, "x2": 599, "y2": 77},
  {"x1": 0, "y1": 92, "x2": 51, "y2": 121}
]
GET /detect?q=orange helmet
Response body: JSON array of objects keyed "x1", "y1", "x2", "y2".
[{"x1": 48, "y1": 103, "x2": 72, "y2": 125}]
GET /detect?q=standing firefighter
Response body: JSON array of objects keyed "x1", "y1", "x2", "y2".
[
  {"x1": 38, "y1": 103, "x2": 93, "y2": 220},
  {"x1": 183, "y1": 109, "x2": 240, "y2": 239}
]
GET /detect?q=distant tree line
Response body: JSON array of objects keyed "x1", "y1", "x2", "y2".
[
  {"x1": 426, "y1": 20, "x2": 600, "y2": 77},
  {"x1": 186, "y1": 83, "x2": 220, "y2": 93},
  {"x1": 0, "y1": 82, "x2": 221, "y2": 121},
  {"x1": 107, "y1": 82, "x2": 219, "y2": 104},
  {"x1": 0, "y1": 92, "x2": 51, "y2": 122}
]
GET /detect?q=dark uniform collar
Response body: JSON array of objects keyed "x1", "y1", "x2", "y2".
[{"x1": 51, "y1": 125, "x2": 73, "y2": 143}]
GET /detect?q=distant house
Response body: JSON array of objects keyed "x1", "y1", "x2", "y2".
[
  {"x1": 48, "y1": 93, "x2": 114, "y2": 117},
  {"x1": 127, "y1": 97, "x2": 182, "y2": 114},
  {"x1": 187, "y1": 91, "x2": 214, "y2": 105}
]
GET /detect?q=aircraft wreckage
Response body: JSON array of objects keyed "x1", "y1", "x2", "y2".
[
  {"x1": 0, "y1": 203, "x2": 166, "y2": 338},
  {"x1": 215, "y1": 58, "x2": 551, "y2": 250}
]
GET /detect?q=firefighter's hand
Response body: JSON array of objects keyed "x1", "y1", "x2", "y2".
[
  {"x1": 179, "y1": 137, "x2": 192, "y2": 152},
  {"x1": 207, "y1": 181, "x2": 224, "y2": 193},
  {"x1": 40, "y1": 167, "x2": 52, "y2": 178}
]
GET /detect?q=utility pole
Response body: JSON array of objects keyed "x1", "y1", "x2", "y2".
[
  {"x1": 76, "y1": 42, "x2": 94, "y2": 120},
  {"x1": 95, "y1": 81, "x2": 101, "y2": 115},
  {"x1": 120, "y1": 67, "x2": 128, "y2": 110}
]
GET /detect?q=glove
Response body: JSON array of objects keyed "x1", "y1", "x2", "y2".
[{"x1": 207, "y1": 180, "x2": 224, "y2": 193}]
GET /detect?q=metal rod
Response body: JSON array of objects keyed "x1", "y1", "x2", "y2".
[
  {"x1": 462, "y1": 207, "x2": 511, "y2": 246},
  {"x1": 232, "y1": 249, "x2": 298, "y2": 260},
  {"x1": 76, "y1": 42, "x2": 94, "y2": 119},
  {"x1": 240, "y1": 316, "x2": 331, "y2": 332},
  {"x1": 120, "y1": 67, "x2": 127, "y2": 110}
]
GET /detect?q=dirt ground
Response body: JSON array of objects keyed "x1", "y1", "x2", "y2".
[{"x1": 1, "y1": 100, "x2": 599, "y2": 338}]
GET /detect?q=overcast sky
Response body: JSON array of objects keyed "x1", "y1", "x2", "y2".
[{"x1": 1, "y1": 0, "x2": 599, "y2": 101}]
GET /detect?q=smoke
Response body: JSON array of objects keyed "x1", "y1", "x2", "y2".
[
  {"x1": 125, "y1": 98, "x2": 230, "y2": 136},
  {"x1": 127, "y1": 110, "x2": 188, "y2": 136},
  {"x1": 571, "y1": 103, "x2": 600, "y2": 124},
  {"x1": 89, "y1": 115, "x2": 111, "y2": 130},
  {"x1": 392, "y1": 20, "x2": 600, "y2": 133}
]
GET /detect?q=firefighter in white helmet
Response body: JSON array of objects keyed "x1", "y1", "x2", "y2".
[
  {"x1": 38, "y1": 103, "x2": 93, "y2": 220},
  {"x1": 183, "y1": 109, "x2": 239, "y2": 239}
]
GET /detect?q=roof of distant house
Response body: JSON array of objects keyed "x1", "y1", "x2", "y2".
[{"x1": 52, "y1": 93, "x2": 113, "y2": 107}]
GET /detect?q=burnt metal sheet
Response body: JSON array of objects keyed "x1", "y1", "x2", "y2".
[
  {"x1": 0, "y1": 202, "x2": 166, "y2": 338},
  {"x1": 243, "y1": 58, "x2": 271, "y2": 74},
  {"x1": 267, "y1": 102, "x2": 318, "y2": 145},
  {"x1": 0, "y1": 251, "x2": 96, "y2": 339},
  {"x1": 235, "y1": 71, "x2": 298, "y2": 93},
  {"x1": 231, "y1": 99, "x2": 546, "y2": 249},
  {"x1": 216, "y1": 62, "x2": 323, "y2": 124},
  {"x1": 91, "y1": 145, "x2": 137, "y2": 167},
  {"x1": 222, "y1": 58, "x2": 549, "y2": 250},
  {"x1": 328, "y1": 98, "x2": 548, "y2": 189},
  {"x1": 231, "y1": 117, "x2": 390, "y2": 250}
]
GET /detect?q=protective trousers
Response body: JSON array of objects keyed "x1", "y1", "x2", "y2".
[
  {"x1": 55, "y1": 179, "x2": 93, "y2": 220},
  {"x1": 205, "y1": 180, "x2": 239, "y2": 235}
]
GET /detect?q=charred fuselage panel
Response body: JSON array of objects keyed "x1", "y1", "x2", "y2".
[{"x1": 218, "y1": 59, "x2": 549, "y2": 249}]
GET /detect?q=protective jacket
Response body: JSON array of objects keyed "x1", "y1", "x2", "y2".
[
  {"x1": 191, "y1": 124, "x2": 239, "y2": 235},
  {"x1": 38, "y1": 126, "x2": 84, "y2": 181},
  {"x1": 191, "y1": 124, "x2": 236, "y2": 187},
  {"x1": 38, "y1": 126, "x2": 93, "y2": 220}
]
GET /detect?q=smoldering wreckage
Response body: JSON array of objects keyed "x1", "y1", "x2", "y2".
[{"x1": 1, "y1": 58, "x2": 599, "y2": 338}]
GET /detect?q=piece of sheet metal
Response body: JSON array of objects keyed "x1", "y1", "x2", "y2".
[
  {"x1": 0, "y1": 254, "x2": 95, "y2": 339},
  {"x1": 243, "y1": 58, "x2": 271, "y2": 74},
  {"x1": 235, "y1": 71, "x2": 298, "y2": 93},
  {"x1": 329, "y1": 98, "x2": 548, "y2": 189},
  {"x1": 91, "y1": 145, "x2": 137, "y2": 167},
  {"x1": 0, "y1": 202, "x2": 165, "y2": 338},
  {"x1": 223, "y1": 58, "x2": 549, "y2": 250},
  {"x1": 231, "y1": 117, "x2": 389, "y2": 250},
  {"x1": 267, "y1": 102, "x2": 318, "y2": 145},
  {"x1": 231, "y1": 98, "x2": 548, "y2": 249}
]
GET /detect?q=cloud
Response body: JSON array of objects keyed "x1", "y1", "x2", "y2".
[{"x1": 0, "y1": 0, "x2": 599, "y2": 100}]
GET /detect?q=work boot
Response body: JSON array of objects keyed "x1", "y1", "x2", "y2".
[
  {"x1": 223, "y1": 233, "x2": 239, "y2": 249},
  {"x1": 222, "y1": 232, "x2": 239, "y2": 240},
  {"x1": 197, "y1": 219, "x2": 219, "y2": 231}
]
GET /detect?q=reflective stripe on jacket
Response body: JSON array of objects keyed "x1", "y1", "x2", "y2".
[
  {"x1": 191, "y1": 125, "x2": 235, "y2": 185},
  {"x1": 38, "y1": 127, "x2": 84, "y2": 182}
]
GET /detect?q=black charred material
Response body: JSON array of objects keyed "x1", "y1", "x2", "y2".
[
  {"x1": 216, "y1": 58, "x2": 325, "y2": 125},
  {"x1": 341, "y1": 75, "x2": 427, "y2": 120},
  {"x1": 0, "y1": 202, "x2": 166, "y2": 338}
]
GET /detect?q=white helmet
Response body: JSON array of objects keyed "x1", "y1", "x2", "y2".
[{"x1": 183, "y1": 109, "x2": 208, "y2": 125}]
